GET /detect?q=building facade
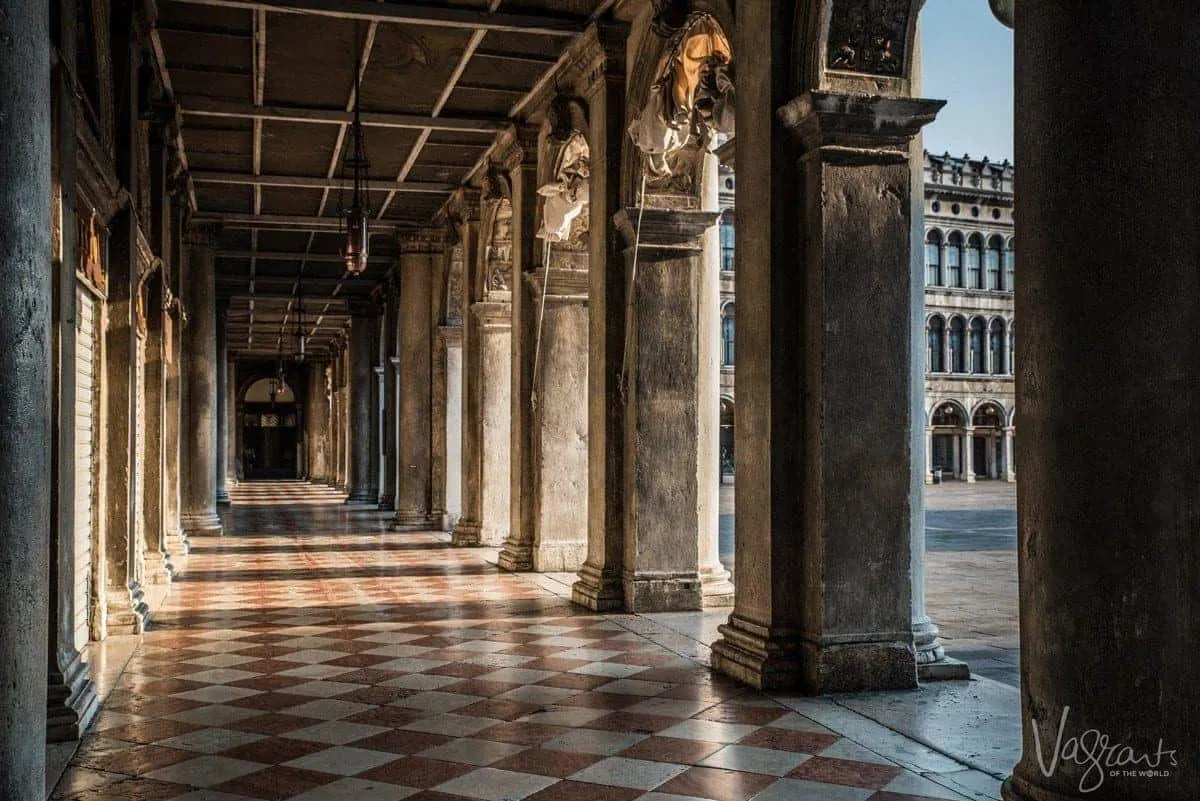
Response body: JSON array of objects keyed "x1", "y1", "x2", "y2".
[
  {"x1": 719, "y1": 153, "x2": 1017, "y2": 482},
  {"x1": 923, "y1": 152, "x2": 1016, "y2": 481}
]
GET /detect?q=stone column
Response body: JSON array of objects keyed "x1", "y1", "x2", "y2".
[
  {"x1": 698, "y1": 152, "x2": 734, "y2": 606},
  {"x1": 710, "y1": 2, "x2": 943, "y2": 691},
  {"x1": 501, "y1": 131, "x2": 590, "y2": 572},
  {"x1": 47, "y1": 4, "x2": 99, "y2": 743},
  {"x1": 963, "y1": 426, "x2": 976, "y2": 483},
  {"x1": 305, "y1": 360, "x2": 330, "y2": 482},
  {"x1": 226, "y1": 356, "x2": 237, "y2": 489},
  {"x1": 573, "y1": 24, "x2": 629, "y2": 610},
  {"x1": 347, "y1": 314, "x2": 378, "y2": 502},
  {"x1": 142, "y1": 283, "x2": 173, "y2": 586},
  {"x1": 1, "y1": 3, "x2": 52, "y2": 791},
  {"x1": 1004, "y1": 7, "x2": 1198, "y2": 801},
  {"x1": 379, "y1": 278, "x2": 399, "y2": 509},
  {"x1": 925, "y1": 428, "x2": 934, "y2": 484},
  {"x1": 473, "y1": 299, "x2": 512, "y2": 545},
  {"x1": 215, "y1": 304, "x2": 230, "y2": 504},
  {"x1": 181, "y1": 224, "x2": 224, "y2": 535},
  {"x1": 451, "y1": 212, "x2": 485, "y2": 546},
  {"x1": 165, "y1": 203, "x2": 188, "y2": 556},
  {"x1": 392, "y1": 233, "x2": 441, "y2": 528},
  {"x1": 441, "y1": 327, "x2": 464, "y2": 528},
  {"x1": 1003, "y1": 427, "x2": 1015, "y2": 482}
]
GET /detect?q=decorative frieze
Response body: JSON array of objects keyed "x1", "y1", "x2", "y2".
[{"x1": 826, "y1": 0, "x2": 913, "y2": 77}]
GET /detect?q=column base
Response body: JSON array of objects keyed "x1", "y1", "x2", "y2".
[
  {"x1": 571, "y1": 562, "x2": 625, "y2": 612},
  {"x1": 166, "y1": 526, "x2": 190, "y2": 557},
  {"x1": 47, "y1": 651, "x2": 99, "y2": 742},
  {"x1": 105, "y1": 583, "x2": 151, "y2": 636},
  {"x1": 378, "y1": 494, "x2": 396, "y2": 511},
  {"x1": 451, "y1": 518, "x2": 482, "y2": 546},
  {"x1": 391, "y1": 510, "x2": 441, "y2": 531},
  {"x1": 699, "y1": 563, "x2": 736, "y2": 608},
  {"x1": 712, "y1": 614, "x2": 918, "y2": 693},
  {"x1": 711, "y1": 615, "x2": 806, "y2": 691},
  {"x1": 497, "y1": 539, "x2": 533, "y2": 572},
  {"x1": 624, "y1": 571, "x2": 702, "y2": 613},
  {"x1": 181, "y1": 511, "x2": 223, "y2": 537},
  {"x1": 913, "y1": 618, "x2": 971, "y2": 680},
  {"x1": 143, "y1": 550, "x2": 175, "y2": 585},
  {"x1": 216, "y1": 489, "x2": 231, "y2": 506},
  {"x1": 346, "y1": 489, "x2": 377, "y2": 504}
]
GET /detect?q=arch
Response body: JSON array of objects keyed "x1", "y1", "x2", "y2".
[
  {"x1": 948, "y1": 315, "x2": 966, "y2": 372},
  {"x1": 945, "y1": 231, "x2": 964, "y2": 287},
  {"x1": 989, "y1": 318, "x2": 1007, "y2": 374},
  {"x1": 969, "y1": 316, "x2": 986, "y2": 373},
  {"x1": 927, "y1": 314, "x2": 945, "y2": 373},
  {"x1": 719, "y1": 394, "x2": 735, "y2": 476},
  {"x1": 244, "y1": 377, "x2": 295, "y2": 405},
  {"x1": 986, "y1": 234, "x2": 1005, "y2": 290},
  {"x1": 929, "y1": 399, "x2": 968, "y2": 428},
  {"x1": 966, "y1": 233, "x2": 984, "y2": 289},
  {"x1": 1004, "y1": 236, "x2": 1016, "y2": 290},
  {"x1": 971, "y1": 399, "x2": 1007, "y2": 429},
  {"x1": 801, "y1": 0, "x2": 922, "y2": 90},
  {"x1": 924, "y1": 229, "x2": 943, "y2": 286}
]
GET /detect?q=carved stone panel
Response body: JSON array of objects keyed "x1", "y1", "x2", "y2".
[{"x1": 826, "y1": 0, "x2": 912, "y2": 77}]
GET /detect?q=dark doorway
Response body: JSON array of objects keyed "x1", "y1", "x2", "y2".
[{"x1": 242, "y1": 378, "x2": 300, "y2": 479}]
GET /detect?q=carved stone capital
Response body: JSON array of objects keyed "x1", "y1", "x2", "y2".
[
  {"x1": 481, "y1": 163, "x2": 513, "y2": 201},
  {"x1": 183, "y1": 220, "x2": 221, "y2": 249},
  {"x1": 612, "y1": 207, "x2": 719, "y2": 261},
  {"x1": 397, "y1": 229, "x2": 445, "y2": 256},
  {"x1": 777, "y1": 91, "x2": 944, "y2": 158}
]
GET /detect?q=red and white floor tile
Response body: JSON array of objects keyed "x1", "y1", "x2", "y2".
[{"x1": 53, "y1": 482, "x2": 971, "y2": 801}]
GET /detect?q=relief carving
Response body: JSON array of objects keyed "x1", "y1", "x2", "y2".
[{"x1": 827, "y1": 0, "x2": 911, "y2": 76}]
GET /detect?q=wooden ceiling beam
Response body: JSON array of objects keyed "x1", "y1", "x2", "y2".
[{"x1": 166, "y1": 0, "x2": 586, "y2": 36}]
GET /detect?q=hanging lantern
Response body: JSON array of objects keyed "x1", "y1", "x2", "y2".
[{"x1": 339, "y1": 23, "x2": 371, "y2": 276}]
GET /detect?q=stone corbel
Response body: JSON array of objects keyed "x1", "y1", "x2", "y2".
[
  {"x1": 613, "y1": 207, "x2": 719, "y2": 260},
  {"x1": 776, "y1": 91, "x2": 945, "y2": 162}
]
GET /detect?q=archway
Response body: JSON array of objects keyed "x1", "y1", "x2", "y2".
[
  {"x1": 241, "y1": 376, "x2": 300, "y2": 479},
  {"x1": 931, "y1": 400, "x2": 968, "y2": 479},
  {"x1": 971, "y1": 400, "x2": 1006, "y2": 480}
]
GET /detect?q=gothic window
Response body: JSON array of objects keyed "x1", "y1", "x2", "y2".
[
  {"x1": 721, "y1": 303, "x2": 735, "y2": 366},
  {"x1": 970, "y1": 318, "x2": 986, "y2": 373},
  {"x1": 925, "y1": 230, "x2": 943, "y2": 286},
  {"x1": 719, "y1": 211, "x2": 735, "y2": 272},
  {"x1": 990, "y1": 319, "x2": 1006, "y2": 375},
  {"x1": 966, "y1": 234, "x2": 984, "y2": 289},
  {"x1": 987, "y1": 236, "x2": 1004, "y2": 290},
  {"x1": 946, "y1": 232, "x2": 964, "y2": 286},
  {"x1": 950, "y1": 317, "x2": 966, "y2": 373},
  {"x1": 928, "y1": 316, "x2": 945, "y2": 373}
]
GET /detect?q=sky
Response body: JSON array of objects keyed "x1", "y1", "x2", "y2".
[{"x1": 920, "y1": 0, "x2": 1014, "y2": 163}]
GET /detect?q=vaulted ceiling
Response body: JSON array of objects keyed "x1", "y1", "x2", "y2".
[{"x1": 155, "y1": 0, "x2": 608, "y2": 357}]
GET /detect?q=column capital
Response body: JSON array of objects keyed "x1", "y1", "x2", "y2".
[
  {"x1": 397, "y1": 229, "x2": 445, "y2": 256},
  {"x1": 777, "y1": 91, "x2": 945, "y2": 159},
  {"x1": 183, "y1": 220, "x2": 221, "y2": 248},
  {"x1": 577, "y1": 20, "x2": 628, "y2": 91},
  {"x1": 613, "y1": 207, "x2": 720, "y2": 260}
]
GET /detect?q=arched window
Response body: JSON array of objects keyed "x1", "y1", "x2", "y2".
[
  {"x1": 987, "y1": 236, "x2": 1004, "y2": 290},
  {"x1": 719, "y1": 211, "x2": 735, "y2": 272},
  {"x1": 989, "y1": 319, "x2": 1006, "y2": 374},
  {"x1": 966, "y1": 234, "x2": 984, "y2": 288},
  {"x1": 969, "y1": 318, "x2": 986, "y2": 373},
  {"x1": 721, "y1": 303, "x2": 735, "y2": 366},
  {"x1": 949, "y1": 317, "x2": 965, "y2": 373},
  {"x1": 1005, "y1": 238, "x2": 1015, "y2": 290},
  {"x1": 928, "y1": 316, "x2": 945, "y2": 373},
  {"x1": 946, "y1": 233, "x2": 964, "y2": 286},
  {"x1": 925, "y1": 231, "x2": 943, "y2": 286}
]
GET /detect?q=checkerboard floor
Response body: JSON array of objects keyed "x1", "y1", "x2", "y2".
[{"x1": 54, "y1": 482, "x2": 971, "y2": 801}]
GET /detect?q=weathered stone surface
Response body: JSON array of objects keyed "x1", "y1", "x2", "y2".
[
  {"x1": 346, "y1": 316, "x2": 378, "y2": 503},
  {"x1": 181, "y1": 227, "x2": 223, "y2": 537},
  {"x1": 0, "y1": 3, "x2": 53, "y2": 794}
]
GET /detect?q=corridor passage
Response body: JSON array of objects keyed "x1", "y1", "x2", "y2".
[{"x1": 52, "y1": 483, "x2": 975, "y2": 801}]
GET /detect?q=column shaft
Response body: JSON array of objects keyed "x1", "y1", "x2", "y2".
[
  {"x1": 451, "y1": 219, "x2": 485, "y2": 545},
  {"x1": 393, "y1": 234, "x2": 441, "y2": 528},
  {"x1": 347, "y1": 316, "x2": 378, "y2": 502},
  {"x1": 1004, "y1": 6, "x2": 1199, "y2": 800},
  {"x1": 0, "y1": 2, "x2": 53, "y2": 791},
  {"x1": 379, "y1": 286, "x2": 399, "y2": 509},
  {"x1": 574, "y1": 29, "x2": 627, "y2": 610},
  {"x1": 215, "y1": 306, "x2": 230, "y2": 504},
  {"x1": 181, "y1": 226, "x2": 224, "y2": 535}
]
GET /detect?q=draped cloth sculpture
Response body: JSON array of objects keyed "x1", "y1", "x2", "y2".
[
  {"x1": 536, "y1": 135, "x2": 590, "y2": 243},
  {"x1": 627, "y1": 14, "x2": 735, "y2": 177}
]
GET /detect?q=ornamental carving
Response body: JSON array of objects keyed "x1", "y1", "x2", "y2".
[
  {"x1": 446, "y1": 249, "x2": 464, "y2": 325},
  {"x1": 78, "y1": 210, "x2": 107, "y2": 290},
  {"x1": 827, "y1": 0, "x2": 911, "y2": 77},
  {"x1": 485, "y1": 199, "x2": 513, "y2": 294}
]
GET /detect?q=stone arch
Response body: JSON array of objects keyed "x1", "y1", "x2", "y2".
[
  {"x1": 929, "y1": 398, "x2": 968, "y2": 428},
  {"x1": 794, "y1": 0, "x2": 923, "y2": 95},
  {"x1": 971, "y1": 399, "x2": 1007, "y2": 429},
  {"x1": 621, "y1": 1, "x2": 735, "y2": 209}
]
